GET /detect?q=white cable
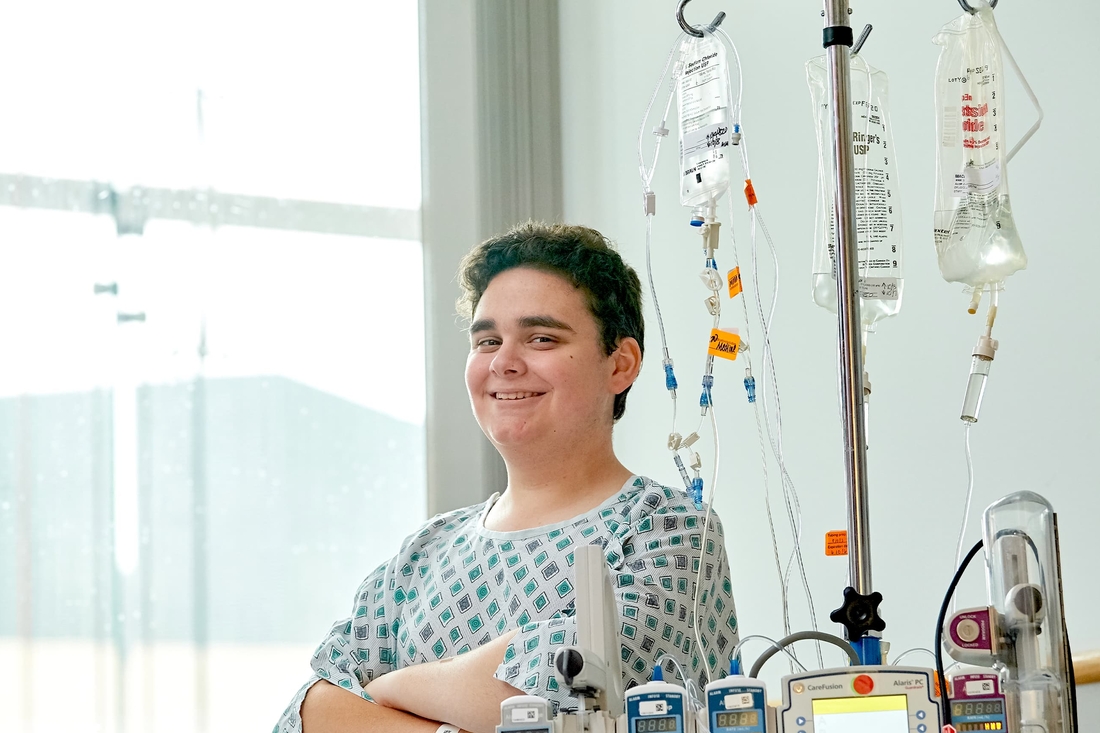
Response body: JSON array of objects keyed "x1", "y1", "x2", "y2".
[
  {"x1": 693, "y1": 325, "x2": 722, "y2": 688},
  {"x1": 952, "y1": 423, "x2": 976, "y2": 614},
  {"x1": 748, "y1": 201, "x2": 823, "y2": 667},
  {"x1": 723, "y1": 193, "x2": 791, "y2": 640},
  {"x1": 730, "y1": 635, "x2": 810, "y2": 674},
  {"x1": 892, "y1": 648, "x2": 938, "y2": 667}
]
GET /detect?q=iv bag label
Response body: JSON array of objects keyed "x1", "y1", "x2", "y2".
[
  {"x1": 727, "y1": 267, "x2": 743, "y2": 299},
  {"x1": 707, "y1": 328, "x2": 740, "y2": 361},
  {"x1": 858, "y1": 277, "x2": 899, "y2": 301},
  {"x1": 825, "y1": 530, "x2": 848, "y2": 556},
  {"x1": 682, "y1": 122, "x2": 730, "y2": 160},
  {"x1": 952, "y1": 159, "x2": 1001, "y2": 197}
]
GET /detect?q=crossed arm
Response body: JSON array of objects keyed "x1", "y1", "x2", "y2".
[{"x1": 301, "y1": 630, "x2": 521, "y2": 733}]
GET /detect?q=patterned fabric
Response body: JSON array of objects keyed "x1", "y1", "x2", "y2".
[{"x1": 275, "y1": 476, "x2": 738, "y2": 731}]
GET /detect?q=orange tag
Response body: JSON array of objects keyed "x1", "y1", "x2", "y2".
[
  {"x1": 727, "y1": 267, "x2": 743, "y2": 299},
  {"x1": 744, "y1": 179, "x2": 758, "y2": 206},
  {"x1": 707, "y1": 329, "x2": 741, "y2": 361},
  {"x1": 933, "y1": 672, "x2": 943, "y2": 699},
  {"x1": 825, "y1": 530, "x2": 849, "y2": 557}
]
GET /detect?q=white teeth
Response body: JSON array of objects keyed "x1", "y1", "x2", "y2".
[{"x1": 495, "y1": 391, "x2": 541, "y2": 400}]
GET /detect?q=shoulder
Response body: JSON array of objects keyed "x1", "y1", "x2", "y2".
[
  {"x1": 393, "y1": 499, "x2": 492, "y2": 558},
  {"x1": 609, "y1": 476, "x2": 726, "y2": 538}
]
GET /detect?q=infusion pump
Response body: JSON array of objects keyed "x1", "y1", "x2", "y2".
[{"x1": 778, "y1": 666, "x2": 942, "y2": 733}]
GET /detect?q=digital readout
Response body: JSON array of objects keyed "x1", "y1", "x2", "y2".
[
  {"x1": 952, "y1": 701, "x2": 1004, "y2": 717},
  {"x1": 634, "y1": 717, "x2": 679, "y2": 732},
  {"x1": 716, "y1": 710, "x2": 760, "y2": 727}
]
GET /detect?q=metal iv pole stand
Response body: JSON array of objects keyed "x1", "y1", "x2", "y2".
[{"x1": 822, "y1": 0, "x2": 885, "y2": 664}]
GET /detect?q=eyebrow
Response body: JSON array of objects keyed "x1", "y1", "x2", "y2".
[{"x1": 469, "y1": 315, "x2": 575, "y2": 334}]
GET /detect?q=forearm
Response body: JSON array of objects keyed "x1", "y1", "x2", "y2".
[
  {"x1": 301, "y1": 680, "x2": 459, "y2": 733},
  {"x1": 366, "y1": 630, "x2": 521, "y2": 733}
]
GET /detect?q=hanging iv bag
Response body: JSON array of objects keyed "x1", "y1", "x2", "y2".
[
  {"x1": 932, "y1": 4, "x2": 1026, "y2": 288},
  {"x1": 807, "y1": 53, "x2": 904, "y2": 329},
  {"x1": 677, "y1": 31, "x2": 733, "y2": 208}
]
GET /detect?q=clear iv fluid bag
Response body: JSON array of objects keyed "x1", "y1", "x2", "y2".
[
  {"x1": 932, "y1": 6, "x2": 1026, "y2": 288},
  {"x1": 677, "y1": 32, "x2": 733, "y2": 207},
  {"x1": 807, "y1": 54, "x2": 904, "y2": 330}
]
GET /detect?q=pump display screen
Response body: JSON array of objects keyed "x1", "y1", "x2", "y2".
[
  {"x1": 715, "y1": 711, "x2": 760, "y2": 728},
  {"x1": 811, "y1": 694, "x2": 909, "y2": 733},
  {"x1": 953, "y1": 700, "x2": 1004, "y2": 717},
  {"x1": 633, "y1": 717, "x2": 679, "y2": 732}
]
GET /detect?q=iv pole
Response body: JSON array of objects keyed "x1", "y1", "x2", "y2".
[{"x1": 822, "y1": 0, "x2": 885, "y2": 663}]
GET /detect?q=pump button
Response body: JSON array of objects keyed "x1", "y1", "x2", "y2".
[
  {"x1": 957, "y1": 618, "x2": 981, "y2": 643},
  {"x1": 853, "y1": 674, "x2": 875, "y2": 695}
]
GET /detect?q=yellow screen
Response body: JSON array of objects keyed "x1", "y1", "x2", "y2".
[{"x1": 812, "y1": 694, "x2": 909, "y2": 716}]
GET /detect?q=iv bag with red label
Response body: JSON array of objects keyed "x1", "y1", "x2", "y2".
[{"x1": 932, "y1": 1, "x2": 1041, "y2": 291}]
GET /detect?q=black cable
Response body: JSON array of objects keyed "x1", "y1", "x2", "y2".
[
  {"x1": 936, "y1": 539, "x2": 984, "y2": 728},
  {"x1": 1065, "y1": 621, "x2": 1079, "y2": 733}
]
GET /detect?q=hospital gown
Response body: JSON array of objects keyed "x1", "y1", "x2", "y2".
[{"x1": 275, "y1": 475, "x2": 739, "y2": 731}]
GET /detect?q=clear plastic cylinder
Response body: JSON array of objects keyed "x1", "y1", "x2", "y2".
[
  {"x1": 960, "y1": 355, "x2": 992, "y2": 423},
  {"x1": 983, "y1": 492, "x2": 1074, "y2": 733}
]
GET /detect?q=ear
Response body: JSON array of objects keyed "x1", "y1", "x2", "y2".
[{"x1": 609, "y1": 337, "x2": 642, "y2": 395}]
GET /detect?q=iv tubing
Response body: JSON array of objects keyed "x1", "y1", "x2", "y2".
[
  {"x1": 953, "y1": 422, "x2": 976, "y2": 591},
  {"x1": 747, "y1": 631, "x2": 860, "y2": 678},
  {"x1": 730, "y1": 635, "x2": 809, "y2": 675},
  {"x1": 721, "y1": 192, "x2": 792, "y2": 638},
  {"x1": 692, "y1": 359, "x2": 721, "y2": 686}
]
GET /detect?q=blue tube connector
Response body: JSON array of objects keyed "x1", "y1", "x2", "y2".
[
  {"x1": 699, "y1": 374, "x2": 714, "y2": 409},
  {"x1": 690, "y1": 477, "x2": 704, "y2": 510},
  {"x1": 652, "y1": 663, "x2": 665, "y2": 681},
  {"x1": 663, "y1": 359, "x2": 678, "y2": 392},
  {"x1": 744, "y1": 374, "x2": 756, "y2": 404}
]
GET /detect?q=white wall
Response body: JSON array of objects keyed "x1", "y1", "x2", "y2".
[{"x1": 558, "y1": 0, "x2": 1100, "y2": 691}]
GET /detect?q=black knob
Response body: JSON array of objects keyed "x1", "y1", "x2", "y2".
[
  {"x1": 830, "y1": 586, "x2": 886, "y2": 640},
  {"x1": 554, "y1": 647, "x2": 584, "y2": 687}
]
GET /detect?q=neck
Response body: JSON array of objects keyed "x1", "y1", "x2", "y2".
[{"x1": 485, "y1": 435, "x2": 632, "y2": 532}]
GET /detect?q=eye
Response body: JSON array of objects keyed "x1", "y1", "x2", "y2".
[
  {"x1": 530, "y1": 335, "x2": 557, "y2": 345},
  {"x1": 474, "y1": 337, "x2": 501, "y2": 350}
]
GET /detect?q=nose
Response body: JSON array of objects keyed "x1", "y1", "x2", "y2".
[{"x1": 490, "y1": 339, "x2": 527, "y2": 377}]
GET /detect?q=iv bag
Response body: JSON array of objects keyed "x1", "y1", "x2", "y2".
[
  {"x1": 932, "y1": 5, "x2": 1026, "y2": 288},
  {"x1": 677, "y1": 32, "x2": 733, "y2": 207},
  {"x1": 807, "y1": 54, "x2": 904, "y2": 330}
]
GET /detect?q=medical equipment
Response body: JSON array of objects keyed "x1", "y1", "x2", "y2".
[
  {"x1": 946, "y1": 672, "x2": 1009, "y2": 732},
  {"x1": 551, "y1": 544, "x2": 624, "y2": 731},
  {"x1": 677, "y1": 32, "x2": 734, "y2": 208},
  {"x1": 626, "y1": 667, "x2": 693, "y2": 733},
  {"x1": 496, "y1": 696, "x2": 556, "y2": 733},
  {"x1": 940, "y1": 492, "x2": 1077, "y2": 733},
  {"x1": 931, "y1": 1, "x2": 1042, "y2": 426},
  {"x1": 638, "y1": 1, "x2": 823, "y2": 669},
  {"x1": 704, "y1": 672, "x2": 773, "y2": 733},
  {"x1": 808, "y1": 51, "x2": 904, "y2": 331},
  {"x1": 778, "y1": 667, "x2": 942, "y2": 733}
]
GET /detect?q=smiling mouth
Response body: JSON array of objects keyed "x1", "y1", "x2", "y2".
[{"x1": 492, "y1": 391, "x2": 545, "y2": 401}]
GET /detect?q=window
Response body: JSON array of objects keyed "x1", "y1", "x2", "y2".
[{"x1": 0, "y1": 3, "x2": 425, "y2": 731}]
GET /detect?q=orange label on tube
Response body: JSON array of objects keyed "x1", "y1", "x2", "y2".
[
  {"x1": 825, "y1": 530, "x2": 849, "y2": 557},
  {"x1": 707, "y1": 329, "x2": 741, "y2": 361},
  {"x1": 727, "y1": 268, "x2": 743, "y2": 299},
  {"x1": 744, "y1": 179, "x2": 758, "y2": 206}
]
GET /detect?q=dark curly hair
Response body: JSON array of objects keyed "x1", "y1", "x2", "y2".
[{"x1": 457, "y1": 222, "x2": 645, "y2": 421}]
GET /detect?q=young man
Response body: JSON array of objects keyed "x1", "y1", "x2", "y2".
[{"x1": 277, "y1": 223, "x2": 738, "y2": 733}]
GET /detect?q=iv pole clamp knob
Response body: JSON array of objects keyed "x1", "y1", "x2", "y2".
[{"x1": 830, "y1": 586, "x2": 886, "y2": 641}]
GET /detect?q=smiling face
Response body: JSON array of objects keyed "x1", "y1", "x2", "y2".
[{"x1": 465, "y1": 267, "x2": 639, "y2": 456}]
